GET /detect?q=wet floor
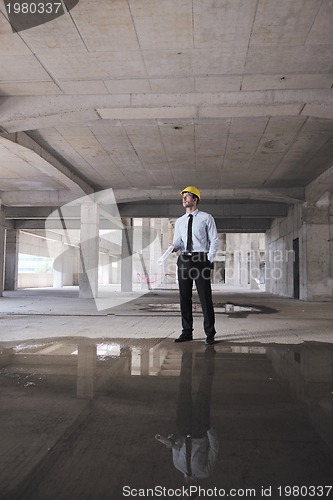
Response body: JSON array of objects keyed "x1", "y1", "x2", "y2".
[
  {"x1": 1, "y1": 338, "x2": 333, "y2": 500},
  {"x1": 140, "y1": 302, "x2": 279, "y2": 316}
]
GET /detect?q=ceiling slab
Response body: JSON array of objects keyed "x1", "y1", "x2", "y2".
[{"x1": 0, "y1": 0, "x2": 332, "y2": 229}]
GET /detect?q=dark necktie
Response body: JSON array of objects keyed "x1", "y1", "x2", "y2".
[
  {"x1": 186, "y1": 214, "x2": 193, "y2": 252},
  {"x1": 185, "y1": 435, "x2": 192, "y2": 477}
]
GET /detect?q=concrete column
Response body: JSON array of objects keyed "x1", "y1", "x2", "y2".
[
  {"x1": 140, "y1": 349, "x2": 150, "y2": 375},
  {"x1": 212, "y1": 233, "x2": 225, "y2": 284},
  {"x1": 229, "y1": 233, "x2": 239, "y2": 285},
  {"x1": 0, "y1": 203, "x2": 5, "y2": 296},
  {"x1": 99, "y1": 252, "x2": 110, "y2": 285},
  {"x1": 151, "y1": 218, "x2": 161, "y2": 286},
  {"x1": 109, "y1": 255, "x2": 119, "y2": 284},
  {"x1": 225, "y1": 234, "x2": 235, "y2": 285},
  {"x1": 141, "y1": 218, "x2": 151, "y2": 289},
  {"x1": 54, "y1": 243, "x2": 78, "y2": 287},
  {"x1": 239, "y1": 233, "x2": 249, "y2": 286},
  {"x1": 302, "y1": 202, "x2": 332, "y2": 300},
  {"x1": 121, "y1": 218, "x2": 133, "y2": 292},
  {"x1": 65, "y1": 246, "x2": 79, "y2": 286},
  {"x1": 53, "y1": 242, "x2": 65, "y2": 288},
  {"x1": 79, "y1": 202, "x2": 99, "y2": 298},
  {"x1": 151, "y1": 346, "x2": 162, "y2": 373},
  {"x1": 120, "y1": 346, "x2": 132, "y2": 375},
  {"x1": 159, "y1": 218, "x2": 171, "y2": 284},
  {"x1": 265, "y1": 198, "x2": 333, "y2": 300},
  {"x1": 250, "y1": 234, "x2": 260, "y2": 290},
  {"x1": 77, "y1": 341, "x2": 97, "y2": 399},
  {"x1": 4, "y1": 229, "x2": 19, "y2": 291}
]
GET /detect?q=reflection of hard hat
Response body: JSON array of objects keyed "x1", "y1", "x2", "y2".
[{"x1": 180, "y1": 186, "x2": 201, "y2": 200}]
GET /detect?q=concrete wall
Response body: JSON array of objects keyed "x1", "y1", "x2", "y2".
[
  {"x1": 266, "y1": 198, "x2": 333, "y2": 301},
  {"x1": 19, "y1": 231, "x2": 51, "y2": 258},
  {"x1": 225, "y1": 233, "x2": 265, "y2": 288},
  {"x1": 18, "y1": 231, "x2": 79, "y2": 289},
  {"x1": 18, "y1": 273, "x2": 53, "y2": 288},
  {"x1": 0, "y1": 204, "x2": 5, "y2": 296},
  {"x1": 265, "y1": 204, "x2": 302, "y2": 298}
]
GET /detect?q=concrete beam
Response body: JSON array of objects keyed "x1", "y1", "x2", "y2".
[
  {"x1": 305, "y1": 164, "x2": 333, "y2": 203},
  {"x1": 6, "y1": 202, "x2": 287, "y2": 224},
  {"x1": 1, "y1": 190, "x2": 87, "y2": 207},
  {"x1": 5, "y1": 207, "x2": 68, "y2": 219},
  {"x1": 0, "y1": 90, "x2": 331, "y2": 128},
  {"x1": 11, "y1": 217, "x2": 124, "y2": 231},
  {"x1": 6, "y1": 201, "x2": 288, "y2": 219},
  {"x1": 13, "y1": 132, "x2": 94, "y2": 197},
  {"x1": 215, "y1": 218, "x2": 271, "y2": 232},
  {"x1": 113, "y1": 187, "x2": 305, "y2": 205},
  {"x1": 12, "y1": 215, "x2": 272, "y2": 233},
  {"x1": 116, "y1": 202, "x2": 288, "y2": 218},
  {"x1": 2, "y1": 187, "x2": 304, "y2": 208}
]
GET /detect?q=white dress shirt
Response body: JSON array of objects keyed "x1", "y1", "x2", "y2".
[
  {"x1": 173, "y1": 209, "x2": 219, "y2": 262},
  {"x1": 171, "y1": 429, "x2": 219, "y2": 480}
]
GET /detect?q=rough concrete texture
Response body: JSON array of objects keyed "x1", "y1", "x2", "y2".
[
  {"x1": 1, "y1": 287, "x2": 333, "y2": 499},
  {"x1": 0, "y1": 0, "x2": 333, "y2": 213},
  {"x1": 0, "y1": 286, "x2": 333, "y2": 344},
  {"x1": 0, "y1": 302, "x2": 333, "y2": 500}
]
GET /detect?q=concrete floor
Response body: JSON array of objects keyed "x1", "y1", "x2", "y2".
[{"x1": 0, "y1": 286, "x2": 333, "y2": 499}]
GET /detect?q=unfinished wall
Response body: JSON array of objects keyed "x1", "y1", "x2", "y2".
[
  {"x1": 265, "y1": 204, "x2": 302, "y2": 298},
  {"x1": 266, "y1": 193, "x2": 333, "y2": 301}
]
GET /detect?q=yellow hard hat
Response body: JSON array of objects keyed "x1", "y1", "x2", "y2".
[{"x1": 180, "y1": 186, "x2": 201, "y2": 200}]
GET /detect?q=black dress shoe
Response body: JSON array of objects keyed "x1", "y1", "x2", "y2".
[
  {"x1": 174, "y1": 334, "x2": 193, "y2": 343},
  {"x1": 204, "y1": 337, "x2": 215, "y2": 345}
]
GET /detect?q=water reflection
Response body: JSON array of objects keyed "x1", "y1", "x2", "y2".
[
  {"x1": 156, "y1": 349, "x2": 218, "y2": 484},
  {"x1": 0, "y1": 339, "x2": 333, "y2": 499}
]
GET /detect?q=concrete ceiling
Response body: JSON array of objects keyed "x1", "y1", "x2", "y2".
[{"x1": 1, "y1": 0, "x2": 333, "y2": 231}]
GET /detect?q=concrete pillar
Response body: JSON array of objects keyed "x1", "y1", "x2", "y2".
[
  {"x1": 302, "y1": 201, "x2": 332, "y2": 300},
  {"x1": 79, "y1": 202, "x2": 99, "y2": 298},
  {"x1": 239, "y1": 234, "x2": 249, "y2": 286},
  {"x1": 99, "y1": 252, "x2": 110, "y2": 285},
  {"x1": 140, "y1": 349, "x2": 150, "y2": 375},
  {"x1": 109, "y1": 255, "x2": 119, "y2": 284},
  {"x1": 121, "y1": 218, "x2": 133, "y2": 292},
  {"x1": 225, "y1": 234, "x2": 234, "y2": 285},
  {"x1": 0, "y1": 203, "x2": 5, "y2": 296},
  {"x1": 53, "y1": 242, "x2": 65, "y2": 288},
  {"x1": 159, "y1": 218, "x2": 171, "y2": 284},
  {"x1": 77, "y1": 341, "x2": 97, "y2": 399},
  {"x1": 250, "y1": 234, "x2": 260, "y2": 289},
  {"x1": 212, "y1": 233, "x2": 225, "y2": 284},
  {"x1": 141, "y1": 218, "x2": 151, "y2": 289},
  {"x1": 151, "y1": 346, "x2": 162, "y2": 373},
  {"x1": 228, "y1": 233, "x2": 239, "y2": 285},
  {"x1": 4, "y1": 229, "x2": 19, "y2": 291},
  {"x1": 120, "y1": 346, "x2": 132, "y2": 375},
  {"x1": 151, "y1": 218, "x2": 161, "y2": 286},
  {"x1": 265, "y1": 198, "x2": 333, "y2": 300},
  {"x1": 54, "y1": 243, "x2": 78, "y2": 287},
  {"x1": 65, "y1": 246, "x2": 79, "y2": 286}
]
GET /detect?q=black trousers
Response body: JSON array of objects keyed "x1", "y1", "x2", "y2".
[
  {"x1": 177, "y1": 254, "x2": 216, "y2": 338},
  {"x1": 176, "y1": 351, "x2": 215, "y2": 438}
]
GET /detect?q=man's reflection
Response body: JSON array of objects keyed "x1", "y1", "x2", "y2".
[{"x1": 156, "y1": 348, "x2": 218, "y2": 483}]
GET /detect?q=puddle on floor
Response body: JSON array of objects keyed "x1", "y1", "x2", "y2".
[
  {"x1": 0, "y1": 338, "x2": 332, "y2": 499},
  {"x1": 140, "y1": 302, "x2": 279, "y2": 315}
]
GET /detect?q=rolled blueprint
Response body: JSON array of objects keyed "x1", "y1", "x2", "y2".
[{"x1": 157, "y1": 245, "x2": 174, "y2": 264}]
